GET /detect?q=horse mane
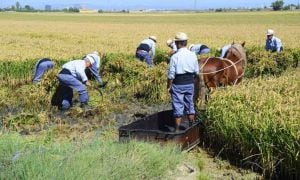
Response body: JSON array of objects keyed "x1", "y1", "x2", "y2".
[{"x1": 232, "y1": 44, "x2": 247, "y2": 69}]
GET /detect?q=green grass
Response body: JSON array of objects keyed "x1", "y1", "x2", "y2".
[{"x1": 0, "y1": 133, "x2": 184, "y2": 180}]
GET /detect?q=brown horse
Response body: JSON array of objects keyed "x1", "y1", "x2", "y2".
[{"x1": 195, "y1": 42, "x2": 247, "y2": 108}]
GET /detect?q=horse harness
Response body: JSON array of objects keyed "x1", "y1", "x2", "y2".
[{"x1": 199, "y1": 55, "x2": 245, "y2": 85}]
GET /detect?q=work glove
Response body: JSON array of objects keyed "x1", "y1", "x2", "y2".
[{"x1": 99, "y1": 81, "x2": 107, "y2": 88}]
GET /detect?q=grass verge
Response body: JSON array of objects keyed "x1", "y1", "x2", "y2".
[{"x1": 0, "y1": 133, "x2": 184, "y2": 179}]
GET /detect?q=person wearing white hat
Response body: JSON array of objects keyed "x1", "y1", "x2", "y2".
[
  {"x1": 265, "y1": 29, "x2": 283, "y2": 53},
  {"x1": 55, "y1": 57, "x2": 95, "y2": 111},
  {"x1": 167, "y1": 32, "x2": 199, "y2": 131},
  {"x1": 136, "y1": 36, "x2": 157, "y2": 67},
  {"x1": 166, "y1": 39, "x2": 177, "y2": 56},
  {"x1": 189, "y1": 44, "x2": 210, "y2": 56},
  {"x1": 83, "y1": 51, "x2": 107, "y2": 88}
]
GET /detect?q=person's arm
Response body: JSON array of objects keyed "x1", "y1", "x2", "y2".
[
  {"x1": 265, "y1": 40, "x2": 269, "y2": 51},
  {"x1": 276, "y1": 38, "x2": 282, "y2": 52},
  {"x1": 167, "y1": 79, "x2": 173, "y2": 93},
  {"x1": 194, "y1": 55, "x2": 200, "y2": 75},
  {"x1": 90, "y1": 65, "x2": 103, "y2": 84},
  {"x1": 151, "y1": 43, "x2": 156, "y2": 57},
  {"x1": 167, "y1": 57, "x2": 176, "y2": 93}
]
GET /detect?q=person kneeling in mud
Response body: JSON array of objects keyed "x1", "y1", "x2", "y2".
[
  {"x1": 56, "y1": 56, "x2": 96, "y2": 111},
  {"x1": 83, "y1": 51, "x2": 107, "y2": 88},
  {"x1": 167, "y1": 32, "x2": 199, "y2": 132},
  {"x1": 32, "y1": 58, "x2": 54, "y2": 84}
]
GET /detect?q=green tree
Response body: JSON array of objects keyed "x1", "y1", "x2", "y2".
[
  {"x1": 271, "y1": 0, "x2": 284, "y2": 11},
  {"x1": 16, "y1": 1, "x2": 21, "y2": 10},
  {"x1": 24, "y1": 5, "x2": 31, "y2": 10},
  {"x1": 11, "y1": 5, "x2": 16, "y2": 11}
]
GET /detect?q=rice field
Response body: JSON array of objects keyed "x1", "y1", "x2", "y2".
[
  {"x1": 0, "y1": 11, "x2": 299, "y2": 179},
  {"x1": 0, "y1": 11, "x2": 299, "y2": 61}
]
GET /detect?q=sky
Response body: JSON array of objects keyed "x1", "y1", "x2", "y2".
[{"x1": 0, "y1": 0, "x2": 299, "y2": 10}]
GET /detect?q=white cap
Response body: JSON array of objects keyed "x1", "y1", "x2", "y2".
[
  {"x1": 166, "y1": 39, "x2": 173, "y2": 46},
  {"x1": 267, "y1": 29, "x2": 274, "y2": 36},
  {"x1": 87, "y1": 54, "x2": 100, "y2": 68},
  {"x1": 174, "y1": 32, "x2": 188, "y2": 41},
  {"x1": 149, "y1": 36, "x2": 157, "y2": 42},
  {"x1": 85, "y1": 56, "x2": 95, "y2": 65},
  {"x1": 189, "y1": 44, "x2": 195, "y2": 50},
  {"x1": 91, "y1": 51, "x2": 99, "y2": 55}
]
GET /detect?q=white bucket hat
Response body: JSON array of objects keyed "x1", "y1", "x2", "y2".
[
  {"x1": 266, "y1": 29, "x2": 274, "y2": 36},
  {"x1": 174, "y1": 32, "x2": 188, "y2": 41},
  {"x1": 91, "y1": 51, "x2": 99, "y2": 56},
  {"x1": 85, "y1": 55, "x2": 95, "y2": 65},
  {"x1": 166, "y1": 39, "x2": 173, "y2": 46},
  {"x1": 149, "y1": 36, "x2": 157, "y2": 42}
]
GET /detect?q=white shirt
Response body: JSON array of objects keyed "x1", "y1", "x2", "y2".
[
  {"x1": 140, "y1": 38, "x2": 156, "y2": 56},
  {"x1": 265, "y1": 36, "x2": 282, "y2": 52},
  {"x1": 168, "y1": 47, "x2": 199, "y2": 80},
  {"x1": 62, "y1": 60, "x2": 88, "y2": 82}
]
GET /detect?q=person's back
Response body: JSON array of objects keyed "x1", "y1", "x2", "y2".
[
  {"x1": 170, "y1": 48, "x2": 198, "y2": 78},
  {"x1": 62, "y1": 60, "x2": 87, "y2": 81},
  {"x1": 136, "y1": 36, "x2": 157, "y2": 67},
  {"x1": 189, "y1": 44, "x2": 210, "y2": 55},
  {"x1": 56, "y1": 57, "x2": 95, "y2": 110},
  {"x1": 32, "y1": 58, "x2": 54, "y2": 84},
  {"x1": 167, "y1": 32, "x2": 199, "y2": 132}
]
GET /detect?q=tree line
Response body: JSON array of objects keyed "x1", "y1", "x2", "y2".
[
  {"x1": 0, "y1": 0, "x2": 299, "y2": 13},
  {"x1": 0, "y1": 1, "x2": 80, "y2": 13}
]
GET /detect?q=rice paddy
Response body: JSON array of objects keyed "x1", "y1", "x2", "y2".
[{"x1": 0, "y1": 11, "x2": 299, "y2": 179}]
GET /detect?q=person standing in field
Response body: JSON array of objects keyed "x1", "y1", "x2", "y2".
[
  {"x1": 189, "y1": 44, "x2": 210, "y2": 56},
  {"x1": 32, "y1": 58, "x2": 54, "y2": 84},
  {"x1": 167, "y1": 32, "x2": 199, "y2": 132},
  {"x1": 83, "y1": 51, "x2": 107, "y2": 88},
  {"x1": 56, "y1": 56, "x2": 95, "y2": 111},
  {"x1": 166, "y1": 39, "x2": 177, "y2": 56},
  {"x1": 136, "y1": 36, "x2": 157, "y2": 67},
  {"x1": 265, "y1": 29, "x2": 283, "y2": 53}
]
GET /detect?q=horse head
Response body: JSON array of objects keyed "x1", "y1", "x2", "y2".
[{"x1": 225, "y1": 42, "x2": 247, "y2": 69}]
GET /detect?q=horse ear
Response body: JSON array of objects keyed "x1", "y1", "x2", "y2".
[
  {"x1": 232, "y1": 41, "x2": 235, "y2": 45},
  {"x1": 241, "y1": 41, "x2": 246, "y2": 47}
]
